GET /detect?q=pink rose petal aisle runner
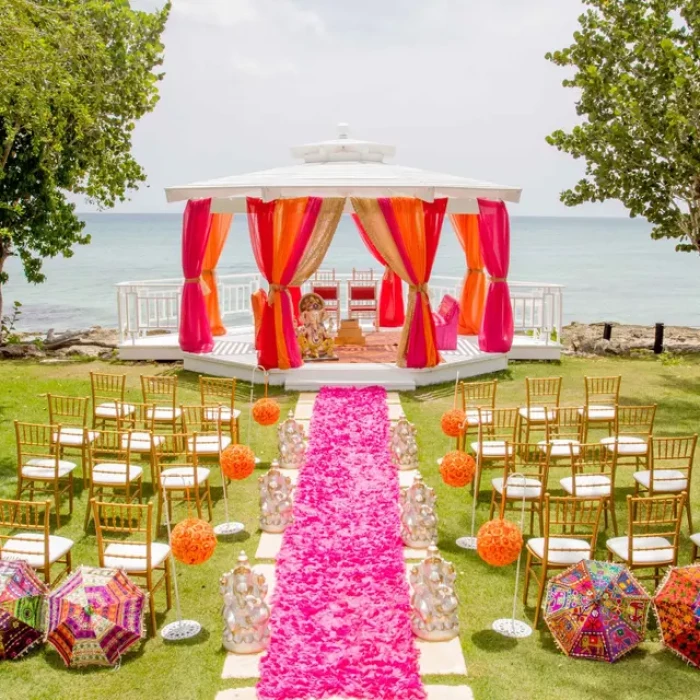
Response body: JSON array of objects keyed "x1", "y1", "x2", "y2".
[{"x1": 257, "y1": 386, "x2": 426, "y2": 700}]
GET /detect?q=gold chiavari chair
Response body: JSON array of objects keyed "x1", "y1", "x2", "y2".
[
  {"x1": 457, "y1": 379, "x2": 498, "y2": 451},
  {"x1": 84, "y1": 430, "x2": 143, "y2": 530},
  {"x1": 153, "y1": 433, "x2": 213, "y2": 530},
  {"x1": 92, "y1": 500, "x2": 172, "y2": 636},
  {"x1": 0, "y1": 498, "x2": 74, "y2": 586},
  {"x1": 15, "y1": 422, "x2": 75, "y2": 527},
  {"x1": 489, "y1": 443, "x2": 550, "y2": 535},
  {"x1": 633, "y1": 435, "x2": 697, "y2": 532},
  {"x1": 518, "y1": 376, "x2": 562, "y2": 444},
  {"x1": 47, "y1": 394, "x2": 96, "y2": 486},
  {"x1": 539, "y1": 406, "x2": 583, "y2": 461},
  {"x1": 606, "y1": 493, "x2": 686, "y2": 587},
  {"x1": 91, "y1": 371, "x2": 135, "y2": 428},
  {"x1": 141, "y1": 375, "x2": 179, "y2": 432},
  {"x1": 199, "y1": 376, "x2": 240, "y2": 443},
  {"x1": 600, "y1": 404, "x2": 656, "y2": 471},
  {"x1": 524, "y1": 494, "x2": 604, "y2": 628},
  {"x1": 579, "y1": 375, "x2": 621, "y2": 440},
  {"x1": 560, "y1": 443, "x2": 618, "y2": 535},
  {"x1": 470, "y1": 407, "x2": 519, "y2": 499},
  {"x1": 181, "y1": 405, "x2": 232, "y2": 456},
  {"x1": 115, "y1": 401, "x2": 162, "y2": 478}
]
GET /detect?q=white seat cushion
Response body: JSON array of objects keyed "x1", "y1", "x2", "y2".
[
  {"x1": 492, "y1": 476, "x2": 542, "y2": 500},
  {"x1": 91, "y1": 462, "x2": 143, "y2": 485},
  {"x1": 103, "y1": 542, "x2": 170, "y2": 572},
  {"x1": 122, "y1": 432, "x2": 165, "y2": 453},
  {"x1": 519, "y1": 407, "x2": 556, "y2": 422},
  {"x1": 560, "y1": 474, "x2": 612, "y2": 498},
  {"x1": 578, "y1": 405, "x2": 616, "y2": 421},
  {"x1": 527, "y1": 537, "x2": 592, "y2": 565},
  {"x1": 633, "y1": 469, "x2": 687, "y2": 493},
  {"x1": 146, "y1": 407, "x2": 181, "y2": 421},
  {"x1": 160, "y1": 467, "x2": 210, "y2": 489},
  {"x1": 22, "y1": 459, "x2": 77, "y2": 480},
  {"x1": 538, "y1": 439, "x2": 580, "y2": 457},
  {"x1": 600, "y1": 436, "x2": 648, "y2": 455},
  {"x1": 690, "y1": 533, "x2": 700, "y2": 548},
  {"x1": 95, "y1": 402, "x2": 135, "y2": 419},
  {"x1": 470, "y1": 440, "x2": 513, "y2": 458},
  {"x1": 606, "y1": 536, "x2": 675, "y2": 565},
  {"x1": 1, "y1": 533, "x2": 74, "y2": 567},
  {"x1": 464, "y1": 409, "x2": 493, "y2": 426},
  {"x1": 52, "y1": 427, "x2": 97, "y2": 446},
  {"x1": 203, "y1": 407, "x2": 241, "y2": 422},
  {"x1": 187, "y1": 435, "x2": 232, "y2": 454}
]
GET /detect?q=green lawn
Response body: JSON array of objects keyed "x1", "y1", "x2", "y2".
[{"x1": 1, "y1": 355, "x2": 699, "y2": 700}]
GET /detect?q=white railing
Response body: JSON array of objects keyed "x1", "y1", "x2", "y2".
[
  {"x1": 116, "y1": 271, "x2": 563, "y2": 345},
  {"x1": 431, "y1": 276, "x2": 564, "y2": 344},
  {"x1": 116, "y1": 273, "x2": 262, "y2": 343}
]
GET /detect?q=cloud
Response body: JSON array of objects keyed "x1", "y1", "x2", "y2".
[{"x1": 230, "y1": 57, "x2": 298, "y2": 77}]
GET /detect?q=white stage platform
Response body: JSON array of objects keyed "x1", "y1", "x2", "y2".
[{"x1": 118, "y1": 326, "x2": 561, "y2": 390}]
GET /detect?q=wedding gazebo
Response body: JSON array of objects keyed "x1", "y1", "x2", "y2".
[{"x1": 161, "y1": 125, "x2": 525, "y2": 385}]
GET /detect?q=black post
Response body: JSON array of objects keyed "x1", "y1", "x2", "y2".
[
  {"x1": 603, "y1": 323, "x2": 612, "y2": 341},
  {"x1": 654, "y1": 323, "x2": 665, "y2": 354}
]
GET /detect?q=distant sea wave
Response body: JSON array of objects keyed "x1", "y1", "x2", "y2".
[{"x1": 4, "y1": 213, "x2": 699, "y2": 330}]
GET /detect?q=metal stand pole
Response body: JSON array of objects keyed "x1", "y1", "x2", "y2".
[
  {"x1": 456, "y1": 416, "x2": 480, "y2": 551},
  {"x1": 491, "y1": 473, "x2": 533, "y2": 639}
]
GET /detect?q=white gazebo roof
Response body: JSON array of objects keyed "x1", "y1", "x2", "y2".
[{"x1": 165, "y1": 124, "x2": 522, "y2": 214}]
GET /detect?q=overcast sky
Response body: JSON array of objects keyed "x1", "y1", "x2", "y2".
[{"x1": 110, "y1": 0, "x2": 627, "y2": 217}]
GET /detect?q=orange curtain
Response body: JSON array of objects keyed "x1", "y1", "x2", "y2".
[
  {"x1": 450, "y1": 214, "x2": 486, "y2": 335},
  {"x1": 202, "y1": 213, "x2": 233, "y2": 336}
]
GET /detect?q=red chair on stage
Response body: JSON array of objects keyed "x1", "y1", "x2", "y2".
[
  {"x1": 433, "y1": 295, "x2": 460, "y2": 351},
  {"x1": 310, "y1": 269, "x2": 340, "y2": 328},
  {"x1": 347, "y1": 269, "x2": 379, "y2": 330}
]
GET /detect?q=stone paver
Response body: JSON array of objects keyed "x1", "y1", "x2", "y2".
[{"x1": 254, "y1": 532, "x2": 283, "y2": 560}]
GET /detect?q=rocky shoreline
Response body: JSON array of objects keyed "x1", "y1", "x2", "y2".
[
  {"x1": 1, "y1": 322, "x2": 699, "y2": 361},
  {"x1": 562, "y1": 322, "x2": 700, "y2": 357}
]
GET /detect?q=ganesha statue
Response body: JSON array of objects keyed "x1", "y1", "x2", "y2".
[
  {"x1": 259, "y1": 460, "x2": 294, "y2": 533},
  {"x1": 296, "y1": 292, "x2": 336, "y2": 361},
  {"x1": 409, "y1": 543, "x2": 460, "y2": 641},
  {"x1": 220, "y1": 551, "x2": 271, "y2": 653},
  {"x1": 278, "y1": 410, "x2": 306, "y2": 470},
  {"x1": 390, "y1": 415, "x2": 419, "y2": 471},
  {"x1": 399, "y1": 475, "x2": 438, "y2": 549}
]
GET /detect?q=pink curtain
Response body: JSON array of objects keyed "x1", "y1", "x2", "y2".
[
  {"x1": 179, "y1": 199, "x2": 214, "y2": 353},
  {"x1": 477, "y1": 198, "x2": 514, "y2": 353},
  {"x1": 352, "y1": 214, "x2": 405, "y2": 327}
]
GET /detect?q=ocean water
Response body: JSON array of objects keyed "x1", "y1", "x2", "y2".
[{"x1": 3, "y1": 213, "x2": 699, "y2": 330}]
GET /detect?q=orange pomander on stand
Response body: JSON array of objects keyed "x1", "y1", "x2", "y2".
[
  {"x1": 478, "y1": 473, "x2": 532, "y2": 640},
  {"x1": 439, "y1": 451, "x2": 476, "y2": 488},
  {"x1": 161, "y1": 483, "x2": 219, "y2": 641},
  {"x1": 215, "y1": 444, "x2": 257, "y2": 537}
]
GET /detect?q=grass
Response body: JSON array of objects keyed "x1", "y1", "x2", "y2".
[{"x1": 0, "y1": 355, "x2": 699, "y2": 699}]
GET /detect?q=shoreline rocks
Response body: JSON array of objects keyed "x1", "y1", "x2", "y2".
[
  {"x1": 563, "y1": 322, "x2": 700, "y2": 356},
  {"x1": 0, "y1": 326, "x2": 118, "y2": 361}
]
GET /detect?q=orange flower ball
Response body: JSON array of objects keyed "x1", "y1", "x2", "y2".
[
  {"x1": 171, "y1": 518, "x2": 217, "y2": 565},
  {"x1": 252, "y1": 397, "x2": 281, "y2": 426},
  {"x1": 439, "y1": 450, "x2": 476, "y2": 488},
  {"x1": 221, "y1": 444, "x2": 256, "y2": 480},
  {"x1": 441, "y1": 409, "x2": 466, "y2": 438},
  {"x1": 477, "y1": 519, "x2": 523, "y2": 567}
]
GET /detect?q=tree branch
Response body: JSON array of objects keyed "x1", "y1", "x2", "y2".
[{"x1": 1, "y1": 121, "x2": 20, "y2": 171}]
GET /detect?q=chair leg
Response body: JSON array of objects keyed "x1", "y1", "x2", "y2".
[
  {"x1": 54, "y1": 481, "x2": 62, "y2": 529},
  {"x1": 156, "y1": 489, "x2": 164, "y2": 532},
  {"x1": 533, "y1": 563, "x2": 548, "y2": 629},
  {"x1": 523, "y1": 551, "x2": 533, "y2": 605},
  {"x1": 164, "y1": 559, "x2": 173, "y2": 610},
  {"x1": 609, "y1": 498, "x2": 618, "y2": 536},
  {"x1": 83, "y1": 483, "x2": 94, "y2": 531},
  {"x1": 488, "y1": 491, "x2": 496, "y2": 521},
  {"x1": 206, "y1": 482, "x2": 213, "y2": 522},
  {"x1": 686, "y1": 500, "x2": 694, "y2": 533}
]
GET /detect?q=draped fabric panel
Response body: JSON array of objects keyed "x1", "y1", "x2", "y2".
[
  {"x1": 202, "y1": 213, "x2": 233, "y2": 336},
  {"x1": 352, "y1": 214, "x2": 405, "y2": 327},
  {"x1": 449, "y1": 214, "x2": 486, "y2": 335},
  {"x1": 247, "y1": 196, "x2": 345, "y2": 370},
  {"x1": 351, "y1": 197, "x2": 446, "y2": 368},
  {"x1": 179, "y1": 198, "x2": 214, "y2": 353},
  {"x1": 477, "y1": 198, "x2": 514, "y2": 353}
]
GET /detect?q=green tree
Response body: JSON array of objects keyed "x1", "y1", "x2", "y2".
[
  {"x1": 0, "y1": 0, "x2": 171, "y2": 319},
  {"x1": 546, "y1": 0, "x2": 700, "y2": 253}
]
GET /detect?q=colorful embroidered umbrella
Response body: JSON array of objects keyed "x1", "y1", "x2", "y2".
[
  {"x1": 0, "y1": 560, "x2": 48, "y2": 660},
  {"x1": 653, "y1": 564, "x2": 700, "y2": 668},
  {"x1": 544, "y1": 560, "x2": 650, "y2": 662},
  {"x1": 46, "y1": 566, "x2": 145, "y2": 667}
]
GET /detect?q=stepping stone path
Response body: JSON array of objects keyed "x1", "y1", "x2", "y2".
[{"x1": 218, "y1": 391, "x2": 472, "y2": 699}]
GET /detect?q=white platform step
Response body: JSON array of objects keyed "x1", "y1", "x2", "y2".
[{"x1": 285, "y1": 377, "x2": 416, "y2": 391}]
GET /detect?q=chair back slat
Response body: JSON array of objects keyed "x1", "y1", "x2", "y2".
[
  {"x1": 200, "y1": 377, "x2": 236, "y2": 406},
  {"x1": 566, "y1": 443, "x2": 614, "y2": 496},
  {"x1": 15, "y1": 422, "x2": 61, "y2": 473},
  {"x1": 544, "y1": 406, "x2": 583, "y2": 443},
  {"x1": 525, "y1": 377, "x2": 562, "y2": 408},
  {"x1": 47, "y1": 394, "x2": 89, "y2": 426},
  {"x1": 614, "y1": 405, "x2": 656, "y2": 438},
  {"x1": 141, "y1": 375, "x2": 177, "y2": 408},
  {"x1": 479, "y1": 407, "x2": 518, "y2": 441},
  {"x1": 649, "y1": 435, "x2": 697, "y2": 489},
  {"x1": 584, "y1": 375, "x2": 621, "y2": 407},
  {"x1": 0, "y1": 498, "x2": 50, "y2": 533},
  {"x1": 460, "y1": 380, "x2": 497, "y2": 410},
  {"x1": 91, "y1": 372, "x2": 127, "y2": 404},
  {"x1": 625, "y1": 493, "x2": 685, "y2": 561}
]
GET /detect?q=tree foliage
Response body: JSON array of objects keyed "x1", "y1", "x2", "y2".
[
  {"x1": 0, "y1": 0, "x2": 171, "y2": 316},
  {"x1": 546, "y1": 0, "x2": 700, "y2": 253}
]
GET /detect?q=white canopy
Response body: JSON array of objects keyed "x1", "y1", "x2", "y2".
[{"x1": 164, "y1": 124, "x2": 522, "y2": 214}]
